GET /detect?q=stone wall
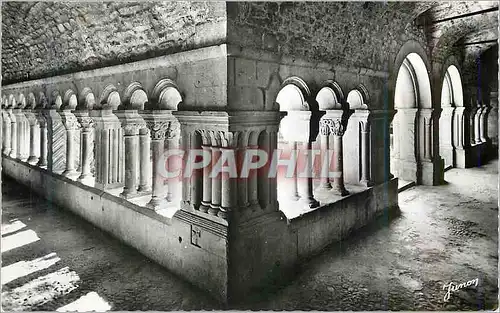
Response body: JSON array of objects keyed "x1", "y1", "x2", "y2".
[
  {"x1": 2, "y1": 2, "x2": 226, "y2": 83},
  {"x1": 227, "y1": 2, "x2": 428, "y2": 73}
]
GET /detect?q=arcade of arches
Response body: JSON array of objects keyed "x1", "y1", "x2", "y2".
[{"x1": 1, "y1": 1, "x2": 498, "y2": 309}]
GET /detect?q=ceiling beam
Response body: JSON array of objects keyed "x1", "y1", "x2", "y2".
[
  {"x1": 431, "y1": 6, "x2": 498, "y2": 25},
  {"x1": 455, "y1": 39, "x2": 498, "y2": 47}
]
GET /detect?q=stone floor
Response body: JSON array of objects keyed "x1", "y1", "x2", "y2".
[{"x1": 1, "y1": 159, "x2": 498, "y2": 311}]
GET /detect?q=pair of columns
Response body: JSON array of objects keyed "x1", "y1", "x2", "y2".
[
  {"x1": 317, "y1": 111, "x2": 349, "y2": 196},
  {"x1": 344, "y1": 110, "x2": 375, "y2": 186},
  {"x1": 138, "y1": 111, "x2": 179, "y2": 211},
  {"x1": 1, "y1": 108, "x2": 39, "y2": 163},
  {"x1": 469, "y1": 104, "x2": 490, "y2": 145},
  {"x1": 115, "y1": 110, "x2": 150, "y2": 199}
]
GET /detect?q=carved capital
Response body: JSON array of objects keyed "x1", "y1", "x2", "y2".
[
  {"x1": 319, "y1": 120, "x2": 330, "y2": 136},
  {"x1": 360, "y1": 120, "x2": 370, "y2": 132},
  {"x1": 219, "y1": 130, "x2": 240, "y2": 148},
  {"x1": 78, "y1": 116, "x2": 95, "y2": 130},
  {"x1": 36, "y1": 113, "x2": 47, "y2": 127},
  {"x1": 123, "y1": 123, "x2": 142, "y2": 136},
  {"x1": 165, "y1": 122, "x2": 180, "y2": 140},
  {"x1": 146, "y1": 121, "x2": 170, "y2": 140},
  {"x1": 322, "y1": 118, "x2": 345, "y2": 136},
  {"x1": 62, "y1": 115, "x2": 80, "y2": 131}
]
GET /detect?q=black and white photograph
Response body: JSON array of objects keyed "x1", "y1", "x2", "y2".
[{"x1": 0, "y1": 1, "x2": 498, "y2": 311}]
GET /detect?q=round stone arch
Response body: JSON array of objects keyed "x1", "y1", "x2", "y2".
[
  {"x1": 150, "y1": 78, "x2": 183, "y2": 110},
  {"x1": 62, "y1": 89, "x2": 78, "y2": 110},
  {"x1": 77, "y1": 87, "x2": 96, "y2": 111},
  {"x1": 389, "y1": 41, "x2": 434, "y2": 184},
  {"x1": 122, "y1": 82, "x2": 148, "y2": 110},
  {"x1": 98, "y1": 85, "x2": 121, "y2": 110},
  {"x1": 438, "y1": 58, "x2": 465, "y2": 169},
  {"x1": 389, "y1": 40, "x2": 434, "y2": 110},
  {"x1": 347, "y1": 84, "x2": 370, "y2": 110},
  {"x1": 274, "y1": 76, "x2": 314, "y2": 143},
  {"x1": 316, "y1": 80, "x2": 345, "y2": 110}
]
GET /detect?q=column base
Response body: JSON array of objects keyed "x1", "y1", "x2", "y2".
[
  {"x1": 420, "y1": 159, "x2": 441, "y2": 186},
  {"x1": 120, "y1": 189, "x2": 140, "y2": 199},
  {"x1": 360, "y1": 179, "x2": 374, "y2": 187},
  {"x1": 315, "y1": 183, "x2": 332, "y2": 193},
  {"x1": 138, "y1": 185, "x2": 152, "y2": 193},
  {"x1": 27, "y1": 156, "x2": 39, "y2": 165},
  {"x1": 249, "y1": 201, "x2": 261, "y2": 211},
  {"x1": 199, "y1": 202, "x2": 211, "y2": 213},
  {"x1": 217, "y1": 208, "x2": 229, "y2": 220},
  {"x1": 208, "y1": 204, "x2": 220, "y2": 216},
  {"x1": 146, "y1": 197, "x2": 167, "y2": 211},
  {"x1": 299, "y1": 197, "x2": 320, "y2": 208},
  {"x1": 9, "y1": 151, "x2": 16, "y2": 158},
  {"x1": 62, "y1": 169, "x2": 79, "y2": 177},
  {"x1": 331, "y1": 185, "x2": 349, "y2": 197},
  {"x1": 3, "y1": 149, "x2": 11, "y2": 156},
  {"x1": 77, "y1": 173, "x2": 94, "y2": 183}
]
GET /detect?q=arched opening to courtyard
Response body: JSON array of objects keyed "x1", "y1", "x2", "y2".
[{"x1": 390, "y1": 52, "x2": 433, "y2": 185}]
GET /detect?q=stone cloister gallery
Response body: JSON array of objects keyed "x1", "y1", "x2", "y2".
[{"x1": 1, "y1": 1, "x2": 498, "y2": 310}]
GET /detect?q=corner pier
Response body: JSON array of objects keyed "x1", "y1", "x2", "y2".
[{"x1": 1, "y1": 44, "x2": 399, "y2": 304}]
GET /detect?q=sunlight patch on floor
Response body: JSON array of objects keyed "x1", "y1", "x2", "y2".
[
  {"x1": 1, "y1": 220, "x2": 27, "y2": 237},
  {"x1": 1, "y1": 267, "x2": 80, "y2": 311},
  {"x1": 1, "y1": 229, "x2": 40, "y2": 253},
  {"x1": 2, "y1": 252, "x2": 61, "y2": 285},
  {"x1": 56, "y1": 291, "x2": 112, "y2": 312}
]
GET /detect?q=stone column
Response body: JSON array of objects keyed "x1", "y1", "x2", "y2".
[
  {"x1": 199, "y1": 131, "x2": 213, "y2": 213},
  {"x1": 36, "y1": 111, "x2": 48, "y2": 167},
  {"x1": 209, "y1": 140, "x2": 222, "y2": 216},
  {"x1": 247, "y1": 132, "x2": 260, "y2": 210},
  {"x1": 116, "y1": 110, "x2": 147, "y2": 199},
  {"x1": 145, "y1": 120, "x2": 169, "y2": 210},
  {"x1": 452, "y1": 107, "x2": 470, "y2": 168},
  {"x1": 487, "y1": 91, "x2": 498, "y2": 148},
  {"x1": 297, "y1": 141, "x2": 319, "y2": 207},
  {"x1": 439, "y1": 106, "x2": 455, "y2": 169},
  {"x1": 21, "y1": 109, "x2": 31, "y2": 161},
  {"x1": 8, "y1": 109, "x2": 17, "y2": 158},
  {"x1": 479, "y1": 105, "x2": 490, "y2": 143},
  {"x1": 317, "y1": 122, "x2": 331, "y2": 191},
  {"x1": 121, "y1": 123, "x2": 141, "y2": 198},
  {"x1": 25, "y1": 110, "x2": 40, "y2": 165},
  {"x1": 419, "y1": 108, "x2": 442, "y2": 185},
  {"x1": 90, "y1": 109, "x2": 123, "y2": 189},
  {"x1": 60, "y1": 110, "x2": 80, "y2": 177},
  {"x1": 13, "y1": 108, "x2": 28, "y2": 161},
  {"x1": 474, "y1": 105, "x2": 482, "y2": 144},
  {"x1": 2, "y1": 110, "x2": 11, "y2": 156},
  {"x1": 469, "y1": 106, "x2": 479, "y2": 145},
  {"x1": 360, "y1": 119, "x2": 372, "y2": 186},
  {"x1": 322, "y1": 116, "x2": 348, "y2": 196},
  {"x1": 138, "y1": 127, "x2": 152, "y2": 193},
  {"x1": 165, "y1": 123, "x2": 181, "y2": 202},
  {"x1": 45, "y1": 108, "x2": 67, "y2": 173},
  {"x1": 74, "y1": 113, "x2": 94, "y2": 182}
]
